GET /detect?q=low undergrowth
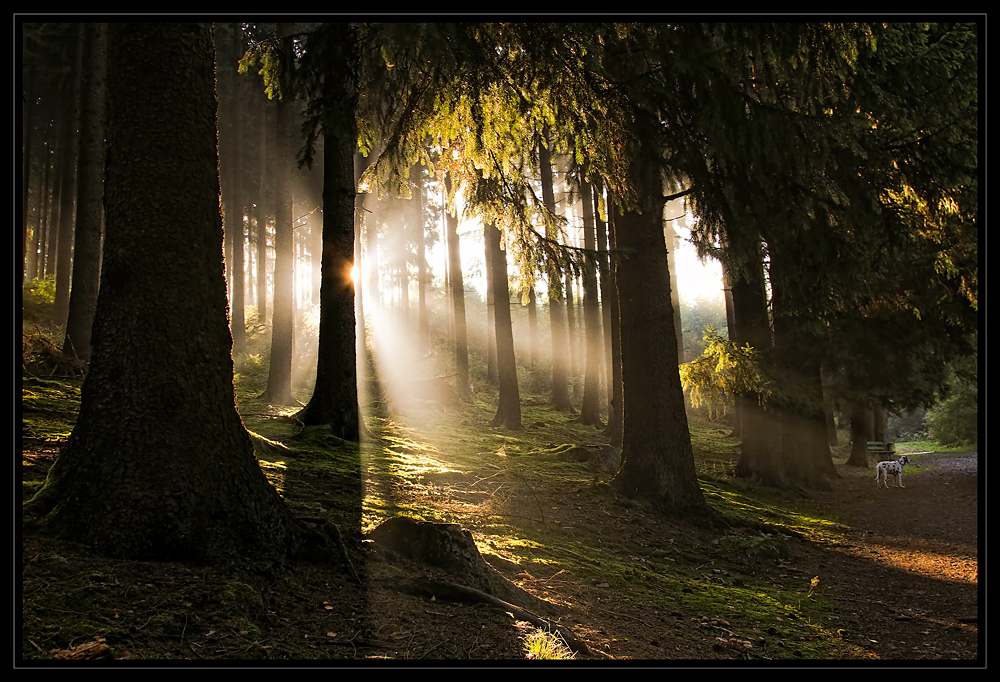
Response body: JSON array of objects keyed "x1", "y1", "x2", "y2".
[{"x1": 22, "y1": 371, "x2": 950, "y2": 662}]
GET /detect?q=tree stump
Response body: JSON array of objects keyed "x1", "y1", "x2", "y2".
[{"x1": 367, "y1": 516, "x2": 562, "y2": 617}]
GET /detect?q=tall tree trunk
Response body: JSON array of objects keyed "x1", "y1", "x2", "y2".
[
  {"x1": 37, "y1": 144, "x2": 54, "y2": 279},
  {"x1": 526, "y1": 284, "x2": 539, "y2": 369},
  {"x1": 296, "y1": 24, "x2": 364, "y2": 440},
  {"x1": 538, "y1": 134, "x2": 571, "y2": 410},
  {"x1": 566, "y1": 270, "x2": 580, "y2": 400},
  {"x1": 722, "y1": 265, "x2": 741, "y2": 438},
  {"x1": 665, "y1": 222, "x2": 684, "y2": 363},
  {"x1": 22, "y1": 65, "x2": 38, "y2": 285},
  {"x1": 228, "y1": 28, "x2": 247, "y2": 354},
  {"x1": 444, "y1": 172, "x2": 470, "y2": 399},
  {"x1": 412, "y1": 163, "x2": 429, "y2": 345},
  {"x1": 610, "y1": 145, "x2": 705, "y2": 513},
  {"x1": 52, "y1": 25, "x2": 84, "y2": 328},
  {"x1": 484, "y1": 216, "x2": 498, "y2": 385},
  {"x1": 872, "y1": 402, "x2": 887, "y2": 444},
  {"x1": 486, "y1": 221, "x2": 521, "y2": 429},
  {"x1": 577, "y1": 180, "x2": 603, "y2": 427},
  {"x1": 27, "y1": 22, "x2": 303, "y2": 564},
  {"x1": 770, "y1": 249, "x2": 838, "y2": 490},
  {"x1": 847, "y1": 397, "x2": 873, "y2": 467},
  {"x1": 729, "y1": 250, "x2": 784, "y2": 487},
  {"x1": 262, "y1": 24, "x2": 297, "y2": 405},
  {"x1": 601, "y1": 198, "x2": 624, "y2": 448},
  {"x1": 366, "y1": 181, "x2": 380, "y2": 310},
  {"x1": 257, "y1": 97, "x2": 272, "y2": 325},
  {"x1": 62, "y1": 23, "x2": 106, "y2": 360}
]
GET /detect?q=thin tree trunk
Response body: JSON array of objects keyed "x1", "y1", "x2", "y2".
[
  {"x1": 52, "y1": 25, "x2": 84, "y2": 328},
  {"x1": 847, "y1": 397, "x2": 872, "y2": 467},
  {"x1": 486, "y1": 221, "x2": 521, "y2": 429},
  {"x1": 62, "y1": 22, "x2": 106, "y2": 360},
  {"x1": 257, "y1": 96, "x2": 272, "y2": 324},
  {"x1": 722, "y1": 265, "x2": 741, "y2": 438},
  {"x1": 444, "y1": 172, "x2": 470, "y2": 399},
  {"x1": 262, "y1": 24, "x2": 297, "y2": 405},
  {"x1": 527, "y1": 284, "x2": 539, "y2": 369},
  {"x1": 538, "y1": 134, "x2": 571, "y2": 410},
  {"x1": 577, "y1": 180, "x2": 603, "y2": 427},
  {"x1": 228, "y1": 28, "x2": 247, "y2": 354},
  {"x1": 484, "y1": 216, "x2": 498, "y2": 385},
  {"x1": 412, "y1": 163, "x2": 429, "y2": 345},
  {"x1": 665, "y1": 223, "x2": 684, "y2": 363},
  {"x1": 601, "y1": 198, "x2": 623, "y2": 448}
]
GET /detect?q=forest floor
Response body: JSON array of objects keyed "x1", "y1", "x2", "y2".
[{"x1": 20, "y1": 373, "x2": 981, "y2": 667}]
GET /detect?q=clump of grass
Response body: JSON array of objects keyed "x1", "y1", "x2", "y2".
[{"x1": 522, "y1": 627, "x2": 575, "y2": 660}]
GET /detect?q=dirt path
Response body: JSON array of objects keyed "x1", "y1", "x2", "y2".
[{"x1": 786, "y1": 452, "x2": 980, "y2": 661}]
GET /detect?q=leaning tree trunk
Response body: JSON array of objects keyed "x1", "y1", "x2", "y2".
[
  {"x1": 610, "y1": 144, "x2": 705, "y2": 514},
  {"x1": 27, "y1": 23, "x2": 302, "y2": 564}
]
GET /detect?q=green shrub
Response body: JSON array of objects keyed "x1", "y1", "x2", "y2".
[
  {"x1": 22, "y1": 276, "x2": 56, "y2": 323},
  {"x1": 925, "y1": 382, "x2": 977, "y2": 446}
]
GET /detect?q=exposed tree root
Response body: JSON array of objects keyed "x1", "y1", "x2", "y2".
[
  {"x1": 400, "y1": 577, "x2": 590, "y2": 656},
  {"x1": 367, "y1": 516, "x2": 590, "y2": 654}
]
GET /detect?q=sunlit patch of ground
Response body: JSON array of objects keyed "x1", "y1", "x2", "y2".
[{"x1": 849, "y1": 540, "x2": 978, "y2": 585}]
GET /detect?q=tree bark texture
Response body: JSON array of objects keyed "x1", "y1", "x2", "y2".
[
  {"x1": 297, "y1": 24, "x2": 364, "y2": 439},
  {"x1": 29, "y1": 23, "x2": 301, "y2": 564},
  {"x1": 610, "y1": 147, "x2": 704, "y2": 513}
]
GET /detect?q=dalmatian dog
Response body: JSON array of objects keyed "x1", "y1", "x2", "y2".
[{"x1": 875, "y1": 455, "x2": 911, "y2": 489}]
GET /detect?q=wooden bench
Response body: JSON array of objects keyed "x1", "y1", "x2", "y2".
[{"x1": 867, "y1": 441, "x2": 896, "y2": 460}]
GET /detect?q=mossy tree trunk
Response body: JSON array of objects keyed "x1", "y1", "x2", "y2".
[{"x1": 27, "y1": 23, "x2": 303, "y2": 564}]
